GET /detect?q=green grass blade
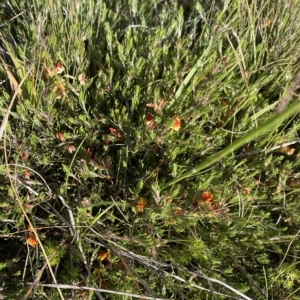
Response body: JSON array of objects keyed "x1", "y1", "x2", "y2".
[
  {"x1": 166, "y1": 38, "x2": 214, "y2": 112},
  {"x1": 162, "y1": 99, "x2": 300, "y2": 189}
]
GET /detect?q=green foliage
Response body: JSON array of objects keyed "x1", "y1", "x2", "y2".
[{"x1": 1, "y1": 0, "x2": 300, "y2": 299}]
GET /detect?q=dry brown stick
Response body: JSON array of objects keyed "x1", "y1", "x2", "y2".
[{"x1": 275, "y1": 70, "x2": 300, "y2": 114}]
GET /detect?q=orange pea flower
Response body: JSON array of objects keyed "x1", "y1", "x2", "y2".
[
  {"x1": 27, "y1": 236, "x2": 37, "y2": 248},
  {"x1": 201, "y1": 191, "x2": 214, "y2": 204},
  {"x1": 98, "y1": 250, "x2": 109, "y2": 261},
  {"x1": 135, "y1": 197, "x2": 147, "y2": 212},
  {"x1": 170, "y1": 117, "x2": 181, "y2": 131}
]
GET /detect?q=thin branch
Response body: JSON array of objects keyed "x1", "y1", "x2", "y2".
[
  {"x1": 28, "y1": 284, "x2": 167, "y2": 300},
  {"x1": 277, "y1": 230, "x2": 300, "y2": 270},
  {"x1": 233, "y1": 140, "x2": 299, "y2": 158}
]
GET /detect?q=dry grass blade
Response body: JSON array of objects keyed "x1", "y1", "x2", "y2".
[
  {"x1": 275, "y1": 70, "x2": 300, "y2": 113},
  {"x1": 0, "y1": 67, "x2": 31, "y2": 141},
  {"x1": 0, "y1": 33, "x2": 25, "y2": 79},
  {"x1": 0, "y1": 56, "x2": 22, "y2": 98},
  {"x1": 0, "y1": 33, "x2": 37, "y2": 99}
]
